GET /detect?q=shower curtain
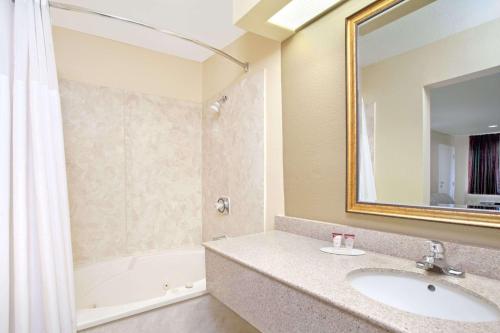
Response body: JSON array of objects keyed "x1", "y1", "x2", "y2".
[
  {"x1": 0, "y1": 0, "x2": 76, "y2": 332},
  {"x1": 358, "y1": 100, "x2": 377, "y2": 202}
]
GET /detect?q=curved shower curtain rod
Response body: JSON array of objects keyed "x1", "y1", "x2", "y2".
[{"x1": 48, "y1": 1, "x2": 250, "y2": 72}]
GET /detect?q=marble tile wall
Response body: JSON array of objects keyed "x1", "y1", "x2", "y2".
[
  {"x1": 202, "y1": 71, "x2": 265, "y2": 241},
  {"x1": 60, "y1": 79, "x2": 202, "y2": 265},
  {"x1": 275, "y1": 215, "x2": 500, "y2": 280}
]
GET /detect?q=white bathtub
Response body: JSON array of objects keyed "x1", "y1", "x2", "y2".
[{"x1": 74, "y1": 246, "x2": 206, "y2": 331}]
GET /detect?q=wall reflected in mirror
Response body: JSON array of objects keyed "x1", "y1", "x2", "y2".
[{"x1": 356, "y1": 0, "x2": 500, "y2": 212}]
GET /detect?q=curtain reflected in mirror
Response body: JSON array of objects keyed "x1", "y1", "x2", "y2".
[{"x1": 468, "y1": 134, "x2": 500, "y2": 197}]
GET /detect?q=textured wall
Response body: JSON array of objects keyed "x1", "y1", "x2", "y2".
[
  {"x1": 202, "y1": 71, "x2": 265, "y2": 241},
  {"x1": 60, "y1": 79, "x2": 202, "y2": 264},
  {"x1": 281, "y1": 0, "x2": 500, "y2": 248}
]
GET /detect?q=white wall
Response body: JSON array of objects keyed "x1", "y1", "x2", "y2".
[
  {"x1": 430, "y1": 131, "x2": 452, "y2": 194},
  {"x1": 53, "y1": 27, "x2": 202, "y2": 102}
]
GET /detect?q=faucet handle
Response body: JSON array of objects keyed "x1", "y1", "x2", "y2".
[{"x1": 426, "y1": 240, "x2": 445, "y2": 258}]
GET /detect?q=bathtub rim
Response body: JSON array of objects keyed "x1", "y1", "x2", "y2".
[{"x1": 77, "y1": 278, "x2": 207, "y2": 331}]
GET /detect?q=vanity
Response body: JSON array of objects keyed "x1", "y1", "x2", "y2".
[{"x1": 204, "y1": 224, "x2": 500, "y2": 333}]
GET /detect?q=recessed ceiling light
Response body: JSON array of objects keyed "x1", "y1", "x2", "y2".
[
  {"x1": 268, "y1": 0, "x2": 342, "y2": 31},
  {"x1": 488, "y1": 124, "x2": 498, "y2": 128}
]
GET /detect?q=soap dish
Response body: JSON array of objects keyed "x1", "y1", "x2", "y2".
[{"x1": 320, "y1": 247, "x2": 365, "y2": 256}]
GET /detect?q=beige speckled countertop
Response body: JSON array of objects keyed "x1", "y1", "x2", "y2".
[{"x1": 204, "y1": 231, "x2": 500, "y2": 333}]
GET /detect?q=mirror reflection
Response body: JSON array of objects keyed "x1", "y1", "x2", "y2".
[{"x1": 357, "y1": 0, "x2": 500, "y2": 211}]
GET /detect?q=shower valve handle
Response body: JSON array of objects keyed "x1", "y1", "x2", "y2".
[{"x1": 215, "y1": 197, "x2": 230, "y2": 214}]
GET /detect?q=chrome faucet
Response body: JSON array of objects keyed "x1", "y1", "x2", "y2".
[{"x1": 416, "y1": 240, "x2": 465, "y2": 277}]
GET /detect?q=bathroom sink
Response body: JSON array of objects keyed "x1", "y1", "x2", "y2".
[{"x1": 348, "y1": 270, "x2": 500, "y2": 322}]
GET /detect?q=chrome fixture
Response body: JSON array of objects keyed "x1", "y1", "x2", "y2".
[
  {"x1": 210, "y1": 96, "x2": 228, "y2": 113},
  {"x1": 215, "y1": 197, "x2": 230, "y2": 214},
  {"x1": 416, "y1": 240, "x2": 465, "y2": 277},
  {"x1": 47, "y1": 1, "x2": 249, "y2": 72}
]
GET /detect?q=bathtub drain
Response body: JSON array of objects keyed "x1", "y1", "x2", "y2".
[{"x1": 163, "y1": 282, "x2": 169, "y2": 291}]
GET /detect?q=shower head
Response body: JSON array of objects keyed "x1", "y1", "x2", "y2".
[
  {"x1": 210, "y1": 102, "x2": 221, "y2": 113},
  {"x1": 210, "y1": 95, "x2": 228, "y2": 113}
]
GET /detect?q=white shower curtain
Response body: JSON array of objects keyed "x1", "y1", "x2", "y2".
[
  {"x1": 358, "y1": 100, "x2": 377, "y2": 202},
  {"x1": 0, "y1": 0, "x2": 76, "y2": 332}
]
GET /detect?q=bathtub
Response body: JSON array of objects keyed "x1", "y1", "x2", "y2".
[{"x1": 74, "y1": 246, "x2": 206, "y2": 331}]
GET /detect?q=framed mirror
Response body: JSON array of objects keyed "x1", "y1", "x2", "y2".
[{"x1": 346, "y1": 0, "x2": 500, "y2": 228}]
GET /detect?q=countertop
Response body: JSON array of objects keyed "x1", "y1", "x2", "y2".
[{"x1": 203, "y1": 231, "x2": 500, "y2": 333}]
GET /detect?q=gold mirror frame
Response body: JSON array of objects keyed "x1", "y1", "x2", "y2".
[{"x1": 346, "y1": 0, "x2": 500, "y2": 229}]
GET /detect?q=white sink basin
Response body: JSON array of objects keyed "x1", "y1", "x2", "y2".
[{"x1": 348, "y1": 270, "x2": 500, "y2": 322}]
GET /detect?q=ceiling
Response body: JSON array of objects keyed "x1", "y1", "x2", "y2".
[
  {"x1": 50, "y1": 0, "x2": 246, "y2": 62},
  {"x1": 431, "y1": 71, "x2": 500, "y2": 136},
  {"x1": 358, "y1": 0, "x2": 500, "y2": 67}
]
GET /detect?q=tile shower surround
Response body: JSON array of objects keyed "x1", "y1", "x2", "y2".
[
  {"x1": 202, "y1": 71, "x2": 265, "y2": 242},
  {"x1": 60, "y1": 79, "x2": 202, "y2": 264},
  {"x1": 275, "y1": 215, "x2": 500, "y2": 280},
  {"x1": 60, "y1": 71, "x2": 266, "y2": 265}
]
